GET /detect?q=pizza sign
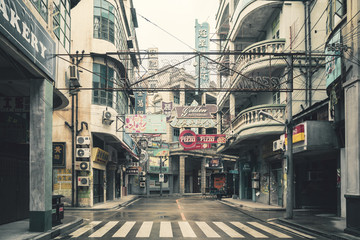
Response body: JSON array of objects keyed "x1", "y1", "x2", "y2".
[{"x1": 179, "y1": 130, "x2": 197, "y2": 148}]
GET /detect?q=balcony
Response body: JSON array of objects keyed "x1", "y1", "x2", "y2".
[
  {"x1": 233, "y1": 39, "x2": 286, "y2": 78},
  {"x1": 221, "y1": 104, "x2": 286, "y2": 152}
]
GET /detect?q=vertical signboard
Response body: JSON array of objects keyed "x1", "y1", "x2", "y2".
[
  {"x1": 195, "y1": 19, "x2": 210, "y2": 89},
  {"x1": 135, "y1": 92, "x2": 146, "y2": 114},
  {"x1": 325, "y1": 31, "x2": 341, "y2": 87}
]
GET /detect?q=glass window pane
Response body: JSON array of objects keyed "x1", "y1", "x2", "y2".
[
  {"x1": 94, "y1": 7, "x2": 100, "y2": 16},
  {"x1": 94, "y1": 0, "x2": 101, "y2": 7},
  {"x1": 93, "y1": 64, "x2": 100, "y2": 73}
]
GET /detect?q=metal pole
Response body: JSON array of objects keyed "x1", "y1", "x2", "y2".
[
  {"x1": 285, "y1": 55, "x2": 294, "y2": 219},
  {"x1": 160, "y1": 156, "x2": 162, "y2": 197},
  {"x1": 71, "y1": 94, "x2": 75, "y2": 207}
]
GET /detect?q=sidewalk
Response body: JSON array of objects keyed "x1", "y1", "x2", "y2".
[
  {"x1": 0, "y1": 195, "x2": 139, "y2": 240},
  {"x1": 221, "y1": 197, "x2": 360, "y2": 240}
]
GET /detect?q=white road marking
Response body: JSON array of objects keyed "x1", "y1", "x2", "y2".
[
  {"x1": 88, "y1": 221, "x2": 118, "y2": 237},
  {"x1": 179, "y1": 221, "x2": 197, "y2": 238},
  {"x1": 69, "y1": 221, "x2": 102, "y2": 237},
  {"x1": 268, "y1": 221, "x2": 316, "y2": 239},
  {"x1": 112, "y1": 221, "x2": 136, "y2": 238},
  {"x1": 213, "y1": 222, "x2": 244, "y2": 238},
  {"x1": 136, "y1": 221, "x2": 153, "y2": 238},
  {"x1": 230, "y1": 221, "x2": 268, "y2": 238},
  {"x1": 248, "y1": 222, "x2": 292, "y2": 238},
  {"x1": 196, "y1": 221, "x2": 221, "y2": 238},
  {"x1": 160, "y1": 221, "x2": 173, "y2": 238}
]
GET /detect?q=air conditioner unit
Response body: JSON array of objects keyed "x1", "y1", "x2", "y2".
[
  {"x1": 102, "y1": 111, "x2": 114, "y2": 125},
  {"x1": 139, "y1": 177, "x2": 146, "y2": 182},
  {"x1": 140, "y1": 171, "x2": 146, "y2": 176},
  {"x1": 78, "y1": 177, "x2": 90, "y2": 186},
  {"x1": 77, "y1": 136, "x2": 90, "y2": 145},
  {"x1": 75, "y1": 161, "x2": 90, "y2": 171},
  {"x1": 273, "y1": 139, "x2": 285, "y2": 151},
  {"x1": 69, "y1": 65, "x2": 78, "y2": 81},
  {"x1": 76, "y1": 148, "x2": 90, "y2": 158},
  {"x1": 139, "y1": 182, "x2": 146, "y2": 188}
]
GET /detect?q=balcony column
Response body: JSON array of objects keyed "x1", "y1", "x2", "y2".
[
  {"x1": 179, "y1": 155, "x2": 185, "y2": 195},
  {"x1": 230, "y1": 93, "x2": 236, "y2": 121},
  {"x1": 29, "y1": 79, "x2": 53, "y2": 232},
  {"x1": 180, "y1": 80, "x2": 185, "y2": 105}
]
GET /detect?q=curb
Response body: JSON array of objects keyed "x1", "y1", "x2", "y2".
[
  {"x1": 277, "y1": 218, "x2": 357, "y2": 240},
  {"x1": 29, "y1": 217, "x2": 83, "y2": 240},
  {"x1": 221, "y1": 199, "x2": 285, "y2": 212},
  {"x1": 64, "y1": 196, "x2": 140, "y2": 211}
]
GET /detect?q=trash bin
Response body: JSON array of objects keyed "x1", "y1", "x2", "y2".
[{"x1": 52, "y1": 195, "x2": 64, "y2": 226}]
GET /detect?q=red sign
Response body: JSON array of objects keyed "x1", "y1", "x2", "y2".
[
  {"x1": 197, "y1": 134, "x2": 226, "y2": 144},
  {"x1": 183, "y1": 144, "x2": 212, "y2": 151},
  {"x1": 179, "y1": 130, "x2": 197, "y2": 148}
]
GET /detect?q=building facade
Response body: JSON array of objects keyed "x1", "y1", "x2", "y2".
[
  {"x1": 215, "y1": 0, "x2": 337, "y2": 213},
  {"x1": 0, "y1": 0, "x2": 72, "y2": 231},
  {"x1": 52, "y1": 0, "x2": 140, "y2": 207}
]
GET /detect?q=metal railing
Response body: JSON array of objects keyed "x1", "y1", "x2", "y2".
[{"x1": 224, "y1": 104, "x2": 286, "y2": 136}]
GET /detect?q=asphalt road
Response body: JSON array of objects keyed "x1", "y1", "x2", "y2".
[{"x1": 55, "y1": 196, "x2": 323, "y2": 239}]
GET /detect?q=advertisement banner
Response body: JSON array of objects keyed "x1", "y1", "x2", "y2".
[{"x1": 125, "y1": 114, "x2": 167, "y2": 134}]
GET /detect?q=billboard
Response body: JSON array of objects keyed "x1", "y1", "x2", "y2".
[{"x1": 125, "y1": 114, "x2": 167, "y2": 134}]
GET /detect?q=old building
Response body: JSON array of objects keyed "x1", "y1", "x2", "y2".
[{"x1": 52, "y1": 0, "x2": 140, "y2": 207}]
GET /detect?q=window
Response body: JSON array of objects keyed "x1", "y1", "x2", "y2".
[
  {"x1": 93, "y1": 63, "x2": 128, "y2": 113},
  {"x1": 31, "y1": 0, "x2": 48, "y2": 21},
  {"x1": 174, "y1": 92, "x2": 180, "y2": 104},
  {"x1": 326, "y1": 0, "x2": 347, "y2": 33},
  {"x1": 53, "y1": 0, "x2": 71, "y2": 52},
  {"x1": 94, "y1": 0, "x2": 127, "y2": 51},
  {"x1": 273, "y1": 91, "x2": 280, "y2": 104},
  {"x1": 173, "y1": 128, "x2": 180, "y2": 142}
]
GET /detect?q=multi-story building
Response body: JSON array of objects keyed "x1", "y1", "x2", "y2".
[
  {"x1": 215, "y1": 0, "x2": 339, "y2": 213},
  {"x1": 0, "y1": 0, "x2": 72, "y2": 231},
  {"x1": 325, "y1": 0, "x2": 360, "y2": 235},
  {"x1": 52, "y1": 0, "x2": 140, "y2": 207},
  {"x1": 138, "y1": 49, "x2": 237, "y2": 195}
]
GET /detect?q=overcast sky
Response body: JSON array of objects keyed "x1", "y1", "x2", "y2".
[{"x1": 132, "y1": 0, "x2": 219, "y2": 52}]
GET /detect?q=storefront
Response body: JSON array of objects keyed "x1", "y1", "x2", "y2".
[{"x1": 0, "y1": 0, "x2": 68, "y2": 230}]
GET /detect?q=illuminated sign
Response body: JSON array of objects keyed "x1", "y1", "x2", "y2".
[
  {"x1": 174, "y1": 104, "x2": 217, "y2": 118},
  {"x1": 179, "y1": 130, "x2": 197, "y2": 148}
]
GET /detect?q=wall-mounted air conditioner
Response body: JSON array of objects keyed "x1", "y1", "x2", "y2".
[
  {"x1": 102, "y1": 111, "x2": 114, "y2": 125},
  {"x1": 78, "y1": 177, "x2": 90, "y2": 186},
  {"x1": 75, "y1": 161, "x2": 90, "y2": 171},
  {"x1": 77, "y1": 136, "x2": 90, "y2": 145},
  {"x1": 273, "y1": 139, "x2": 285, "y2": 151},
  {"x1": 76, "y1": 148, "x2": 90, "y2": 158}
]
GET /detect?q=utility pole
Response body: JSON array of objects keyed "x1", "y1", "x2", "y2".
[
  {"x1": 160, "y1": 156, "x2": 162, "y2": 197},
  {"x1": 285, "y1": 54, "x2": 294, "y2": 219}
]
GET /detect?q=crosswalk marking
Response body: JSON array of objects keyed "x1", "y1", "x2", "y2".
[
  {"x1": 213, "y1": 222, "x2": 244, "y2": 238},
  {"x1": 230, "y1": 222, "x2": 268, "y2": 238},
  {"x1": 69, "y1": 221, "x2": 102, "y2": 238},
  {"x1": 196, "y1": 221, "x2": 220, "y2": 238},
  {"x1": 112, "y1": 221, "x2": 136, "y2": 238},
  {"x1": 160, "y1": 221, "x2": 173, "y2": 238},
  {"x1": 65, "y1": 220, "x2": 304, "y2": 239},
  {"x1": 136, "y1": 221, "x2": 153, "y2": 238},
  {"x1": 89, "y1": 221, "x2": 118, "y2": 238},
  {"x1": 179, "y1": 221, "x2": 197, "y2": 238},
  {"x1": 248, "y1": 222, "x2": 291, "y2": 238},
  {"x1": 268, "y1": 222, "x2": 316, "y2": 239}
]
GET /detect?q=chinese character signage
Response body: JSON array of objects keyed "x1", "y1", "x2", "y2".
[
  {"x1": 195, "y1": 19, "x2": 210, "y2": 89},
  {"x1": 125, "y1": 114, "x2": 167, "y2": 134},
  {"x1": 0, "y1": 96, "x2": 30, "y2": 112},
  {"x1": 91, "y1": 147, "x2": 109, "y2": 164},
  {"x1": 135, "y1": 92, "x2": 146, "y2": 114},
  {"x1": 149, "y1": 156, "x2": 169, "y2": 173},
  {"x1": 53, "y1": 142, "x2": 66, "y2": 168}
]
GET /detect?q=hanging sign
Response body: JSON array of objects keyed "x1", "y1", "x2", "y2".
[
  {"x1": 174, "y1": 104, "x2": 217, "y2": 119},
  {"x1": 197, "y1": 134, "x2": 226, "y2": 144},
  {"x1": 179, "y1": 130, "x2": 197, "y2": 148},
  {"x1": 183, "y1": 143, "x2": 212, "y2": 151}
]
